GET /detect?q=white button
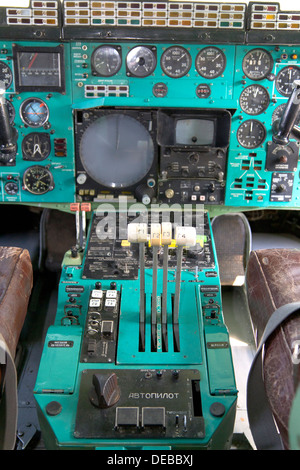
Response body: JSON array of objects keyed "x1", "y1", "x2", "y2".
[
  {"x1": 91, "y1": 290, "x2": 103, "y2": 298},
  {"x1": 106, "y1": 290, "x2": 117, "y2": 298},
  {"x1": 105, "y1": 298, "x2": 117, "y2": 308},
  {"x1": 89, "y1": 299, "x2": 101, "y2": 307}
]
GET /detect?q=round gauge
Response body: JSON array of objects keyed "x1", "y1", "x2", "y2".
[
  {"x1": 242, "y1": 48, "x2": 273, "y2": 80},
  {"x1": 5, "y1": 99, "x2": 15, "y2": 124},
  {"x1": 160, "y1": 46, "x2": 192, "y2": 78},
  {"x1": 22, "y1": 132, "x2": 51, "y2": 161},
  {"x1": 196, "y1": 83, "x2": 211, "y2": 98},
  {"x1": 195, "y1": 47, "x2": 226, "y2": 79},
  {"x1": 4, "y1": 181, "x2": 19, "y2": 195},
  {"x1": 0, "y1": 61, "x2": 13, "y2": 89},
  {"x1": 239, "y1": 84, "x2": 270, "y2": 115},
  {"x1": 91, "y1": 45, "x2": 122, "y2": 77},
  {"x1": 20, "y1": 98, "x2": 49, "y2": 128},
  {"x1": 126, "y1": 46, "x2": 156, "y2": 77},
  {"x1": 276, "y1": 66, "x2": 300, "y2": 96},
  {"x1": 237, "y1": 119, "x2": 266, "y2": 149},
  {"x1": 152, "y1": 82, "x2": 168, "y2": 97},
  {"x1": 23, "y1": 165, "x2": 54, "y2": 195},
  {"x1": 79, "y1": 114, "x2": 154, "y2": 188}
]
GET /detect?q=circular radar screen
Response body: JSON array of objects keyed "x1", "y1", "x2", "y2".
[
  {"x1": 161, "y1": 46, "x2": 192, "y2": 78},
  {"x1": 242, "y1": 48, "x2": 273, "y2": 80},
  {"x1": 91, "y1": 45, "x2": 122, "y2": 77},
  {"x1": 195, "y1": 47, "x2": 226, "y2": 79},
  {"x1": 237, "y1": 119, "x2": 266, "y2": 149},
  {"x1": 79, "y1": 114, "x2": 154, "y2": 188},
  {"x1": 276, "y1": 66, "x2": 300, "y2": 96},
  {"x1": 239, "y1": 84, "x2": 270, "y2": 115}
]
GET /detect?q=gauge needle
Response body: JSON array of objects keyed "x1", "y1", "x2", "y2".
[
  {"x1": 212, "y1": 54, "x2": 220, "y2": 62},
  {"x1": 28, "y1": 53, "x2": 38, "y2": 70},
  {"x1": 33, "y1": 143, "x2": 41, "y2": 156}
]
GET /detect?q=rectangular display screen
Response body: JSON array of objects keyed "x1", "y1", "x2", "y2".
[
  {"x1": 175, "y1": 119, "x2": 215, "y2": 146},
  {"x1": 13, "y1": 45, "x2": 65, "y2": 93}
]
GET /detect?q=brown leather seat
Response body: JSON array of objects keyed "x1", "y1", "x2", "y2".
[
  {"x1": 246, "y1": 248, "x2": 300, "y2": 449},
  {"x1": 0, "y1": 246, "x2": 33, "y2": 449},
  {"x1": 0, "y1": 246, "x2": 33, "y2": 358}
]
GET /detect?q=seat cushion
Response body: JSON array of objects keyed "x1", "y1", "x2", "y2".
[
  {"x1": 0, "y1": 246, "x2": 33, "y2": 358},
  {"x1": 246, "y1": 248, "x2": 300, "y2": 449}
]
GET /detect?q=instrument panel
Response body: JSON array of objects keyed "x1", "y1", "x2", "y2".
[{"x1": 1, "y1": 21, "x2": 300, "y2": 208}]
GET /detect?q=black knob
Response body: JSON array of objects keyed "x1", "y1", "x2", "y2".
[{"x1": 89, "y1": 373, "x2": 120, "y2": 409}]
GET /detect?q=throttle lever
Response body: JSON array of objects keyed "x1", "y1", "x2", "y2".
[{"x1": 273, "y1": 80, "x2": 300, "y2": 145}]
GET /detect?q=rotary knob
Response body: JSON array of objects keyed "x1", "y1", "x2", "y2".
[{"x1": 89, "y1": 372, "x2": 120, "y2": 408}]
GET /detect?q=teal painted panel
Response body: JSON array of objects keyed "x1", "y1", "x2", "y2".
[{"x1": 34, "y1": 325, "x2": 82, "y2": 394}]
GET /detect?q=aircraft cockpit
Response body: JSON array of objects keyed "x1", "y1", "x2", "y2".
[{"x1": 0, "y1": 0, "x2": 299, "y2": 453}]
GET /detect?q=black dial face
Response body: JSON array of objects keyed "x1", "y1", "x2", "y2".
[
  {"x1": 152, "y1": 82, "x2": 168, "y2": 97},
  {"x1": 20, "y1": 98, "x2": 49, "y2": 128},
  {"x1": 23, "y1": 165, "x2": 54, "y2": 195},
  {"x1": 22, "y1": 132, "x2": 51, "y2": 161},
  {"x1": 91, "y1": 45, "x2": 122, "y2": 77},
  {"x1": 161, "y1": 46, "x2": 192, "y2": 78},
  {"x1": 126, "y1": 46, "x2": 156, "y2": 77},
  {"x1": 237, "y1": 119, "x2": 266, "y2": 149},
  {"x1": 276, "y1": 66, "x2": 300, "y2": 96},
  {"x1": 0, "y1": 61, "x2": 13, "y2": 89},
  {"x1": 239, "y1": 85, "x2": 270, "y2": 115},
  {"x1": 4, "y1": 181, "x2": 19, "y2": 195},
  {"x1": 195, "y1": 47, "x2": 226, "y2": 79},
  {"x1": 242, "y1": 48, "x2": 273, "y2": 80}
]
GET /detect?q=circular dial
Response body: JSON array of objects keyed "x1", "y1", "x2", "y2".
[
  {"x1": 4, "y1": 181, "x2": 18, "y2": 195},
  {"x1": 160, "y1": 46, "x2": 192, "y2": 78},
  {"x1": 22, "y1": 132, "x2": 51, "y2": 161},
  {"x1": 0, "y1": 61, "x2": 13, "y2": 89},
  {"x1": 195, "y1": 47, "x2": 226, "y2": 79},
  {"x1": 126, "y1": 46, "x2": 156, "y2": 77},
  {"x1": 91, "y1": 45, "x2": 122, "y2": 77},
  {"x1": 23, "y1": 165, "x2": 54, "y2": 195},
  {"x1": 237, "y1": 119, "x2": 266, "y2": 149},
  {"x1": 20, "y1": 98, "x2": 49, "y2": 128},
  {"x1": 152, "y1": 82, "x2": 168, "y2": 97},
  {"x1": 239, "y1": 84, "x2": 270, "y2": 115},
  {"x1": 79, "y1": 114, "x2": 154, "y2": 188},
  {"x1": 242, "y1": 48, "x2": 273, "y2": 80},
  {"x1": 276, "y1": 66, "x2": 300, "y2": 96}
]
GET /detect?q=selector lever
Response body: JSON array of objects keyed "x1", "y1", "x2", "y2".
[
  {"x1": 273, "y1": 80, "x2": 300, "y2": 145},
  {"x1": 0, "y1": 81, "x2": 17, "y2": 165},
  {"x1": 267, "y1": 80, "x2": 300, "y2": 172}
]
